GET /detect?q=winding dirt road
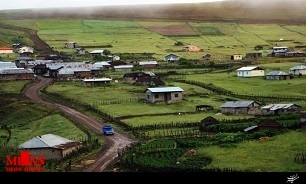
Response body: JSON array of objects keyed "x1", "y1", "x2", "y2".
[{"x1": 24, "y1": 76, "x2": 136, "y2": 172}]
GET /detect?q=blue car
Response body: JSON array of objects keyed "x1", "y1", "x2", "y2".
[{"x1": 102, "y1": 125, "x2": 115, "y2": 135}]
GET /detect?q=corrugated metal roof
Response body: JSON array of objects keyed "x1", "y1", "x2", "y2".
[
  {"x1": 266, "y1": 71, "x2": 289, "y2": 76},
  {"x1": 139, "y1": 61, "x2": 157, "y2": 65},
  {"x1": 90, "y1": 50, "x2": 104, "y2": 54},
  {"x1": 83, "y1": 78, "x2": 112, "y2": 82},
  {"x1": 146, "y1": 87, "x2": 184, "y2": 93},
  {"x1": 236, "y1": 66, "x2": 264, "y2": 71},
  {"x1": 0, "y1": 68, "x2": 33, "y2": 74},
  {"x1": 0, "y1": 62, "x2": 17, "y2": 69},
  {"x1": 220, "y1": 101, "x2": 257, "y2": 108},
  {"x1": 244, "y1": 125, "x2": 258, "y2": 132},
  {"x1": 18, "y1": 134, "x2": 76, "y2": 149},
  {"x1": 290, "y1": 65, "x2": 306, "y2": 70},
  {"x1": 114, "y1": 65, "x2": 133, "y2": 69},
  {"x1": 262, "y1": 104, "x2": 299, "y2": 111}
]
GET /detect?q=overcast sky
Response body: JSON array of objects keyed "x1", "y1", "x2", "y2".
[{"x1": 0, "y1": 0, "x2": 226, "y2": 10}]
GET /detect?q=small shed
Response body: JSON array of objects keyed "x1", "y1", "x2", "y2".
[
  {"x1": 199, "y1": 116, "x2": 219, "y2": 132},
  {"x1": 258, "y1": 118, "x2": 283, "y2": 131},
  {"x1": 231, "y1": 54, "x2": 243, "y2": 61},
  {"x1": 65, "y1": 42, "x2": 77, "y2": 49},
  {"x1": 144, "y1": 86, "x2": 184, "y2": 104}
]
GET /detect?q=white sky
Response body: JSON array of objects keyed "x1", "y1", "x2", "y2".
[{"x1": 0, "y1": 0, "x2": 225, "y2": 10}]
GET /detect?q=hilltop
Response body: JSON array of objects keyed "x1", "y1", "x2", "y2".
[{"x1": 0, "y1": 0, "x2": 306, "y2": 24}]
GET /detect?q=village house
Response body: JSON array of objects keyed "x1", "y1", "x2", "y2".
[
  {"x1": 82, "y1": 78, "x2": 112, "y2": 87},
  {"x1": 18, "y1": 134, "x2": 82, "y2": 160},
  {"x1": 236, "y1": 66, "x2": 265, "y2": 77},
  {"x1": 261, "y1": 103, "x2": 302, "y2": 115},
  {"x1": 231, "y1": 54, "x2": 243, "y2": 61},
  {"x1": 245, "y1": 53, "x2": 262, "y2": 60},
  {"x1": 123, "y1": 72, "x2": 155, "y2": 83},
  {"x1": 265, "y1": 71, "x2": 290, "y2": 80},
  {"x1": 18, "y1": 46, "x2": 34, "y2": 57},
  {"x1": 199, "y1": 116, "x2": 219, "y2": 132},
  {"x1": 136, "y1": 77, "x2": 165, "y2": 87},
  {"x1": 220, "y1": 101, "x2": 261, "y2": 115},
  {"x1": 113, "y1": 65, "x2": 133, "y2": 72},
  {"x1": 164, "y1": 54, "x2": 180, "y2": 63},
  {"x1": 65, "y1": 41, "x2": 77, "y2": 49},
  {"x1": 289, "y1": 65, "x2": 306, "y2": 76},
  {"x1": 138, "y1": 61, "x2": 158, "y2": 69},
  {"x1": 267, "y1": 46, "x2": 289, "y2": 57},
  {"x1": 144, "y1": 86, "x2": 184, "y2": 104},
  {"x1": 258, "y1": 118, "x2": 283, "y2": 131},
  {"x1": 0, "y1": 68, "x2": 35, "y2": 80}
]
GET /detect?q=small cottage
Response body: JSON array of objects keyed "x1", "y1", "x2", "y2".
[
  {"x1": 258, "y1": 118, "x2": 283, "y2": 131},
  {"x1": 164, "y1": 54, "x2": 180, "y2": 63},
  {"x1": 231, "y1": 54, "x2": 243, "y2": 61},
  {"x1": 18, "y1": 134, "x2": 82, "y2": 160},
  {"x1": 199, "y1": 116, "x2": 219, "y2": 132},
  {"x1": 220, "y1": 101, "x2": 261, "y2": 115},
  {"x1": 236, "y1": 66, "x2": 265, "y2": 77},
  {"x1": 261, "y1": 103, "x2": 302, "y2": 115},
  {"x1": 144, "y1": 87, "x2": 184, "y2": 104},
  {"x1": 265, "y1": 71, "x2": 290, "y2": 80},
  {"x1": 65, "y1": 41, "x2": 77, "y2": 49},
  {"x1": 289, "y1": 65, "x2": 306, "y2": 76}
]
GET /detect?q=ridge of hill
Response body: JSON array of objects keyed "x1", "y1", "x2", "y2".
[{"x1": 0, "y1": 0, "x2": 306, "y2": 23}]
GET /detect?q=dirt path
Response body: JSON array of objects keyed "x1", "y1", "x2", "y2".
[{"x1": 23, "y1": 76, "x2": 136, "y2": 172}]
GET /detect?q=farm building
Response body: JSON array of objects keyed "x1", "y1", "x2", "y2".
[
  {"x1": 258, "y1": 118, "x2": 283, "y2": 131},
  {"x1": 195, "y1": 105, "x2": 214, "y2": 112},
  {"x1": 231, "y1": 54, "x2": 243, "y2": 61},
  {"x1": 82, "y1": 78, "x2": 112, "y2": 87},
  {"x1": 136, "y1": 77, "x2": 165, "y2": 87},
  {"x1": 65, "y1": 41, "x2": 77, "y2": 49},
  {"x1": 265, "y1": 71, "x2": 290, "y2": 80},
  {"x1": 144, "y1": 86, "x2": 184, "y2": 104},
  {"x1": 220, "y1": 101, "x2": 261, "y2": 115},
  {"x1": 254, "y1": 45, "x2": 264, "y2": 50},
  {"x1": 267, "y1": 46, "x2": 289, "y2": 57},
  {"x1": 123, "y1": 71, "x2": 155, "y2": 83},
  {"x1": 139, "y1": 61, "x2": 158, "y2": 69},
  {"x1": 289, "y1": 65, "x2": 306, "y2": 76},
  {"x1": 261, "y1": 103, "x2": 302, "y2": 115},
  {"x1": 199, "y1": 116, "x2": 219, "y2": 132},
  {"x1": 113, "y1": 65, "x2": 133, "y2": 72},
  {"x1": 18, "y1": 134, "x2": 82, "y2": 160},
  {"x1": 76, "y1": 48, "x2": 86, "y2": 55},
  {"x1": 245, "y1": 53, "x2": 262, "y2": 59},
  {"x1": 0, "y1": 61, "x2": 17, "y2": 69},
  {"x1": 236, "y1": 66, "x2": 265, "y2": 77},
  {"x1": 164, "y1": 54, "x2": 180, "y2": 63},
  {"x1": 0, "y1": 68, "x2": 35, "y2": 80}
]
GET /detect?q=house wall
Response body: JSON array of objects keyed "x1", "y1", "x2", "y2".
[
  {"x1": 22, "y1": 148, "x2": 62, "y2": 160},
  {"x1": 266, "y1": 75, "x2": 290, "y2": 80},
  {"x1": 237, "y1": 71, "x2": 251, "y2": 77},
  {"x1": 250, "y1": 70, "x2": 265, "y2": 77},
  {"x1": 222, "y1": 107, "x2": 260, "y2": 115}
]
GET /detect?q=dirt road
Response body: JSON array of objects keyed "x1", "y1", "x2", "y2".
[{"x1": 24, "y1": 76, "x2": 136, "y2": 172}]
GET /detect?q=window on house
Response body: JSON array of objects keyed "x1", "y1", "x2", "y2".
[
  {"x1": 174, "y1": 94, "x2": 179, "y2": 98},
  {"x1": 147, "y1": 95, "x2": 150, "y2": 99}
]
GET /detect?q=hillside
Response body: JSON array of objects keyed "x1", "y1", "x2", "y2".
[{"x1": 0, "y1": 0, "x2": 306, "y2": 23}]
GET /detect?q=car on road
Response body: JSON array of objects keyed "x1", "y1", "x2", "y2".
[{"x1": 102, "y1": 125, "x2": 115, "y2": 135}]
